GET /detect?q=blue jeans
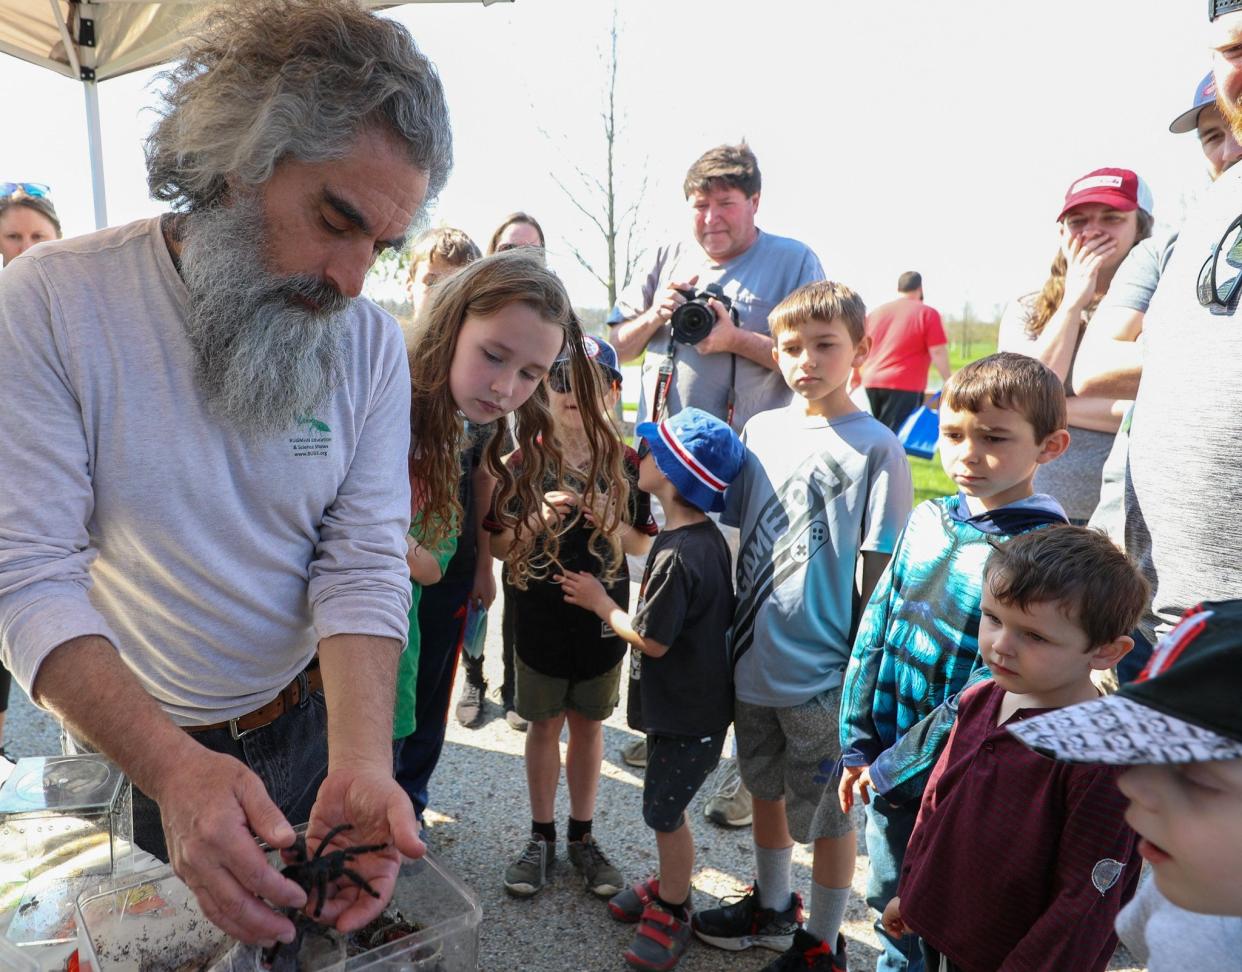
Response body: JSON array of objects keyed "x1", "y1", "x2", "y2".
[
  {"x1": 393, "y1": 577, "x2": 471, "y2": 816},
  {"x1": 131, "y1": 690, "x2": 329, "y2": 860},
  {"x1": 864, "y1": 794, "x2": 925, "y2": 972},
  {"x1": 1117, "y1": 629, "x2": 1153, "y2": 684}
]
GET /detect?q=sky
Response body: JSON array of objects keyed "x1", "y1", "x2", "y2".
[{"x1": 1, "y1": 0, "x2": 1216, "y2": 319}]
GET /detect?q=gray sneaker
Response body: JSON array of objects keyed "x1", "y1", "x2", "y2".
[
  {"x1": 620, "y1": 737, "x2": 647, "y2": 769},
  {"x1": 503, "y1": 834, "x2": 555, "y2": 897},
  {"x1": 568, "y1": 833, "x2": 624, "y2": 898},
  {"x1": 703, "y1": 758, "x2": 753, "y2": 827},
  {"x1": 505, "y1": 707, "x2": 530, "y2": 732},
  {"x1": 455, "y1": 678, "x2": 486, "y2": 728}
]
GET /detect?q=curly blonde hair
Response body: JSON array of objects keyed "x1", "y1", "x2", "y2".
[{"x1": 407, "y1": 249, "x2": 629, "y2": 587}]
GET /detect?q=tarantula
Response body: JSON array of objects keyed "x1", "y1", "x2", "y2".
[
  {"x1": 281, "y1": 823, "x2": 388, "y2": 918},
  {"x1": 260, "y1": 823, "x2": 388, "y2": 969}
]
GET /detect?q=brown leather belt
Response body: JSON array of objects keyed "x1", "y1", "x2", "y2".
[{"x1": 185, "y1": 663, "x2": 323, "y2": 740}]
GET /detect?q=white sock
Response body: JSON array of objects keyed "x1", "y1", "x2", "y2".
[
  {"x1": 806, "y1": 880, "x2": 850, "y2": 946},
  {"x1": 754, "y1": 844, "x2": 794, "y2": 912}
]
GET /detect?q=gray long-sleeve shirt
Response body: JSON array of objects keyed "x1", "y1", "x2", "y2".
[{"x1": 0, "y1": 218, "x2": 412, "y2": 724}]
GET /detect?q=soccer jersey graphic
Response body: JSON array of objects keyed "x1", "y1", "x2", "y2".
[{"x1": 732, "y1": 451, "x2": 852, "y2": 664}]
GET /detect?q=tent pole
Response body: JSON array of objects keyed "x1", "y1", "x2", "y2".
[{"x1": 83, "y1": 80, "x2": 108, "y2": 228}]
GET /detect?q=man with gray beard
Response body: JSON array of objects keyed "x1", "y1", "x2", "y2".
[{"x1": 0, "y1": 0, "x2": 451, "y2": 949}]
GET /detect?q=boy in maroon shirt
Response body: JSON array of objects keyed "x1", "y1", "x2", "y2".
[{"x1": 881, "y1": 526, "x2": 1148, "y2": 971}]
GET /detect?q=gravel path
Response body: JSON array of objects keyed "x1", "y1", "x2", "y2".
[{"x1": 2, "y1": 570, "x2": 1143, "y2": 970}]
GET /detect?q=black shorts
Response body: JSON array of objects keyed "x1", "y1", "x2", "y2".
[{"x1": 642, "y1": 730, "x2": 726, "y2": 833}]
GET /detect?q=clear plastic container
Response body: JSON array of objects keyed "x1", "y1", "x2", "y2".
[
  {"x1": 0, "y1": 755, "x2": 132, "y2": 947},
  {"x1": 0, "y1": 935, "x2": 39, "y2": 971},
  {"x1": 75, "y1": 835, "x2": 482, "y2": 971}
]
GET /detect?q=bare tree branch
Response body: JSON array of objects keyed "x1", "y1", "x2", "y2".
[{"x1": 537, "y1": 2, "x2": 647, "y2": 308}]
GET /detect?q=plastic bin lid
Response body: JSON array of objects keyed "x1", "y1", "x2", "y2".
[{"x1": 0, "y1": 756, "x2": 125, "y2": 817}]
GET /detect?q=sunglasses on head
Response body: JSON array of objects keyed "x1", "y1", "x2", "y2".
[
  {"x1": 548, "y1": 363, "x2": 618, "y2": 395},
  {"x1": 1, "y1": 182, "x2": 51, "y2": 199},
  {"x1": 496, "y1": 242, "x2": 544, "y2": 252}
]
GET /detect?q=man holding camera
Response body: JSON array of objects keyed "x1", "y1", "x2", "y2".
[
  {"x1": 608, "y1": 143, "x2": 823, "y2": 827},
  {"x1": 609, "y1": 143, "x2": 824, "y2": 433}
]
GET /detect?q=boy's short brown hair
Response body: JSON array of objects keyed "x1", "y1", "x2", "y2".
[
  {"x1": 768, "y1": 280, "x2": 867, "y2": 344},
  {"x1": 985, "y1": 526, "x2": 1150, "y2": 649},
  {"x1": 408, "y1": 226, "x2": 481, "y2": 275},
  {"x1": 683, "y1": 142, "x2": 761, "y2": 198},
  {"x1": 942, "y1": 351, "x2": 1067, "y2": 442}
]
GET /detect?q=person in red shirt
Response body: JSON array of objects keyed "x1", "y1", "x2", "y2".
[
  {"x1": 858, "y1": 271, "x2": 951, "y2": 432},
  {"x1": 881, "y1": 525, "x2": 1148, "y2": 972}
]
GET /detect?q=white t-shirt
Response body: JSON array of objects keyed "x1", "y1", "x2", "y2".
[{"x1": 0, "y1": 218, "x2": 412, "y2": 724}]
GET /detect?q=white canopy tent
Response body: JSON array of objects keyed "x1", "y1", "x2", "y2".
[{"x1": 0, "y1": 0, "x2": 506, "y2": 227}]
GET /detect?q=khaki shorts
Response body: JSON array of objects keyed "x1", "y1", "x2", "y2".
[
  {"x1": 514, "y1": 654, "x2": 623, "y2": 722},
  {"x1": 734, "y1": 686, "x2": 852, "y2": 843}
]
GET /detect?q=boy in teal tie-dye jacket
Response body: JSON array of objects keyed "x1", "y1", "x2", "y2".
[{"x1": 838, "y1": 352, "x2": 1069, "y2": 972}]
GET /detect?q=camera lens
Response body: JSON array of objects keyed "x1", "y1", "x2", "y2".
[{"x1": 671, "y1": 300, "x2": 715, "y2": 345}]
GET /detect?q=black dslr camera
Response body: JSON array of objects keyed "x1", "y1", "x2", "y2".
[{"x1": 670, "y1": 282, "x2": 735, "y2": 345}]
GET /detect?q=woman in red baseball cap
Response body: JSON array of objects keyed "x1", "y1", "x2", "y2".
[{"x1": 997, "y1": 167, "x2": 1153, "y2": 524}]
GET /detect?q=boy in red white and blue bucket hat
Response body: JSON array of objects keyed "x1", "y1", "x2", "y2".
[
  {"x1": 1008, "y1": 599, "x2": 1242, "y2": 968},
  {"x1": 558, "y1": 406, "x2": 744, "y2": 970}
]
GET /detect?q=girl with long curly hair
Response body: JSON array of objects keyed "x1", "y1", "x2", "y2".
[
  {"x1": 407, "y1": 248, "x2": 628, "y2": 576},
  {"x1": 997, "y1": 167, "x2": 1153, "y2": 523}
]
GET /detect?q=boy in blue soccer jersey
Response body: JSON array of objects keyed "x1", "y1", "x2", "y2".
[
  {"x1": 692, "y1": 281, "x2": 914, "y2": 971},
  {"x1": 837, "y1": 351, "x2": 1070, "y2": 972}
]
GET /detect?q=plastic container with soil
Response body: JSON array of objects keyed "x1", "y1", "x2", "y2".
[{"x1": 74, "y1": 826, "x2": 481, "y2": 971}]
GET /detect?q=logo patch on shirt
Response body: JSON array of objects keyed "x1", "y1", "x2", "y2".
[
  {"x1": 1091, "y1": 858, "x2": 1124, "y2": 895},
  {"x1": 290, "y1": 414, "x2": 332, "y2": 458}
]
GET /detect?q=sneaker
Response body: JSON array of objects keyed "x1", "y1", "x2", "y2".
[
  {"x1": 503, "y1": 834, "x2": 555, "y2": 897},
  {"x1": 455, "y1": 678, "x2": 486, "y2": 728},
  {"x1": 703, "y1": 759, "x2": 753, "y2": 827},
  {"x1": 620, "y1": 737, "x2": 648, "y2": 768},
  {"x1": 692, "y1": 884, "x2": 803, "y2": 952},
  {"x1": 624, "y1": 901, "x2": 692, "y2": 971},
  {"x1": 505, "y1": 707, "x2": 529, "y2": 732},
  {"x1": 759, "y1": 929, "x2": 848, "y2": 971},
  {"x1": 609, "y1": 876, "x2": 661, "y2": 923},
  {"x1": 567, "y1": 833, "x2": 624, "y2": 898}
]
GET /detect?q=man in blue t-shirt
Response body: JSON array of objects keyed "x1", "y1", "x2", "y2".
[
  {"x1": 608, "y1": 142, "x2": 825, "y2": 814},
  {"x1": 610, "y1": 142, "x2": 825, "y2": 435}
]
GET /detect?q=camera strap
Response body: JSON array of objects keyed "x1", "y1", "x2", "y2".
[
  {"x1": 650, "y1": 333, "x2": 678, "y2": 423},
  {"x1": 651, "y1": 322, "x2": 737, "y2": 428}
]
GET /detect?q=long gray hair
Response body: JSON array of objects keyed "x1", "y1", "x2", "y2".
[{"x1": 145, "y1": 0, "x2": 452, "y2": 213}]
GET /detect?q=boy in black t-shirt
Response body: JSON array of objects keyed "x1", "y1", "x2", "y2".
[{"x1": 560, "y1": 406, "x2": 745, "y2": 972}]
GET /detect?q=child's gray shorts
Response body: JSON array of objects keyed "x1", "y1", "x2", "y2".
[{"x1": 734, "y1": 686, "x2": 852, "y2": 843}]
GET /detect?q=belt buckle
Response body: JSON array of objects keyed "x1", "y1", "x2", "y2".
[{"x1": 229, "y1": 717, "x2": 261, "y2": 741}]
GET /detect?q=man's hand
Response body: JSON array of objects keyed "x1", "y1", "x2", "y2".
[
  {"x1": 300, "y1": 765, "x2": 424, "y2": 932},
  {"x1": 837, "y1": 764, "x2": 875, "y2": 813},
  {"x1": 556, "y1": 570, "x2": 610, "y2": 615},
  {"x1": 155, "y1": 747, "x2": 308, "y2": 947},
  {"x1": 651, "y1": 276, "x2": 699, "y2": 326},
  {"x1": 693, "y1": 297, "x2": 738, "y2": 356},
  {"x1": 881, "y1": 896, "x2": 910, "y2": 938}
]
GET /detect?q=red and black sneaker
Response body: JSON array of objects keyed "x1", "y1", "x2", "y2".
[
  {"x1": 761, "y1": 928, "x2": 849, "y2": 971},
  {"x1": 609, "y1": 876, "x2": 661, "y2": 923},
  {"x1": 624, "y1": 900, "x2": 693, "y2": 971}
]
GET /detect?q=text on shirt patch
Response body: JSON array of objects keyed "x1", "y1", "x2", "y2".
[{"x1": 290, "y1": 415, "x2": 332, "y2": 458}]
